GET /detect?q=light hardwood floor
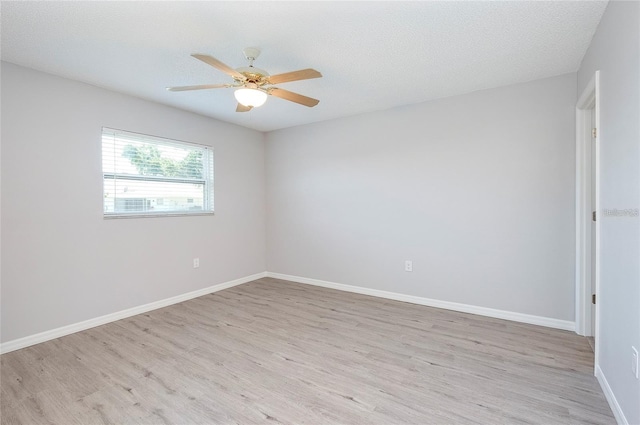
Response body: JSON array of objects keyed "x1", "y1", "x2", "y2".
[{"x1": 1, "y1": 277, "x2": 614, "y2": 424}]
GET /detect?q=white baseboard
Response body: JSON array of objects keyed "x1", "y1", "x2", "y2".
[
  {"x1": 0, "y1": 272, "x2": 268, "y2": 355},
  {"x1": 266, "y1": 272, "x2": 575, "y2": 332},
  {"x1": 595, "y1": 365, "x2": 628, "y2": 425}
]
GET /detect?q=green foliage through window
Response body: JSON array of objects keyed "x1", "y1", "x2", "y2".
[{"x1": 122, "y1": 145, "x2": 203, "y2": 179}]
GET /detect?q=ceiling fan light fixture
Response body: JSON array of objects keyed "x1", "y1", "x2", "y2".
[{"x1": 234, "y1": 87, "x2": 267, "y2": 108}]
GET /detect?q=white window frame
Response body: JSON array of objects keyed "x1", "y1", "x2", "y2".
[{"x1": 102, "y1": 127, "x2": 214, "y2": 218}]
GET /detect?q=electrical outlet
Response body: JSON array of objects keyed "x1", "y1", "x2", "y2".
[
  {"x1": 193, "y1": 258, "x2": 200, "y2": 269},
  {"x1": 405, "y1": 260, "x2": 413, "y2": 272},
  {"x1": 632, "y1": 346, "x2": 638, "y2": 379}
]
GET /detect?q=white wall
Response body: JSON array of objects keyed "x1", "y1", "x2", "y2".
[
  {"x1": 577, "y1": 1, "x2": 640, "y2": 423},
  {"x1": 266, "y1": 73, "x2": 577, "y2": 322},
  {"x1": 1, "y1": 62, "x2": 266, "y2": 343}
]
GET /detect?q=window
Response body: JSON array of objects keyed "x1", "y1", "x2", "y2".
[{"x1": 102, "y1": 128, "x2": 214, "y2": 218}]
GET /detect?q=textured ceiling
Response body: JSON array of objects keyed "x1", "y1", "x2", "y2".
[{"x1": 1, "y1": 1, "x2": 607, "y2": 132}]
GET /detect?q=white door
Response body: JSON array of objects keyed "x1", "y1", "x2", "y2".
[
  {"x1": 589, "y1": 108, "x2": 600, "y2": 336},
  {"x1": 590, "y1": 107, "x2": 597, "y2": 337}
]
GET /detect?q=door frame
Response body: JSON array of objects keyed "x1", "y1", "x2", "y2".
[{"x1": 575, "y1": 71, "x2": 600, "y2": 367}]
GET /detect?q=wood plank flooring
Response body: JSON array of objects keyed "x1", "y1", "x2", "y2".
[{"x1": 1, "y1": 277, "x2": 614, "y2": 424}]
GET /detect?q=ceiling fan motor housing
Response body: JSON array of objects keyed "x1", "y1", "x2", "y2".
[
  {"x1": 236, "y1": 47, "x2": 269, "y2": 84},
  {"x1": 235, "y1": 66, "x2": 270, "y2": 85}
]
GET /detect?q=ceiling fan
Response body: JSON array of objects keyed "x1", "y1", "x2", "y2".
[{"x1": 167, "y1": 47, "x2": 322, "y2": 112}]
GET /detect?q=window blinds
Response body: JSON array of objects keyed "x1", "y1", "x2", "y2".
[{"x1": 102, "y1": 128, "x2": 214, "y2": 217}]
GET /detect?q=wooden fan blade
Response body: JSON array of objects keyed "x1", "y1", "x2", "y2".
[
  {"x1": 192, "y1": 54, "x2": 246, "y2": 81},
  {"x1": 267, "y1": 69, "x2": 322, "y2": 85},
  {"x1": 166, "y1": 84, "x2": 231, "y2": 92},
  {"x1": 269, "y1": 88, "x2": 319, "y2": 107},
  {"x1": 236, "y1": 103, "x2": 253, "y2": 113}
]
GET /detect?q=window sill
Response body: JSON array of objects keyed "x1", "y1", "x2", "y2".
[{"x1": 104, "y1": 211, "x2": 215, "y2": 219}]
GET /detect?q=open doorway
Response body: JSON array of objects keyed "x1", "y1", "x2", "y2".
[{"x1": 575, "y1": 71, "x2": 600, "y2": 370}]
